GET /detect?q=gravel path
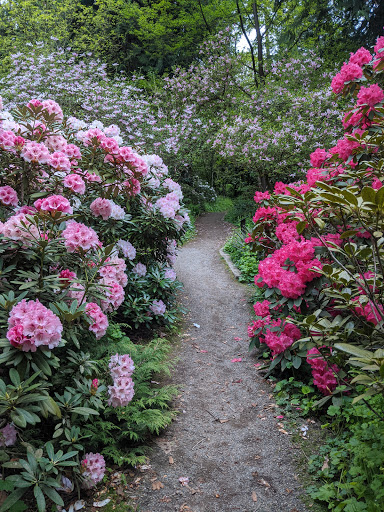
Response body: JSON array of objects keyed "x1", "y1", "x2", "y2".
[{"x1": 137, "y1": 213, "x2": 308, "y2": 512}]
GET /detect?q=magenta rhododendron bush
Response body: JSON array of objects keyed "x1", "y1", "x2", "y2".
[
  {"x1": 0, "y1": 95, "x2": 189, "y2": 508},
  {"x1": 247, "y1": 34, "x2": 384, "y2": 402}
]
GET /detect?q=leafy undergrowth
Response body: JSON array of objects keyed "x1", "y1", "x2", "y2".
[
  {"x1": 204, "y1": 195, "x2": 234, "y2": 213},
  {"x1": 223, "y1": 229, "x2": 259, "y2": 283}
]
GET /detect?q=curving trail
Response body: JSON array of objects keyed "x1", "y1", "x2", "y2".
[{"x1": 137, "y1": 213, "x2": 308, "y2": 512}]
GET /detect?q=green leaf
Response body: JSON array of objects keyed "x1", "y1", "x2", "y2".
[
  {"x1": 71, "y1": 407, "x2": 99, "y2": 416},
  {"x1": 334, "y1": 343, "x2": 372, "y2": 359},
  {"x1": 33, "y1": 486, "x2": 46, "y2": 512},
  {"x1": 292, "y1": 356, "x2": 302, "y2": 369},
  {"x1": 39, "y1": 485, "x2": 63, "y2": 506},
  {"x1": 361, "y1": 186, "x2": 376, "y2": 203},
  {"x1": 9, "y1": 369, "x2": 20, "y2": 387},
  {"x1": 0, "y1": 487, "x2": 27, "y2": 512}
]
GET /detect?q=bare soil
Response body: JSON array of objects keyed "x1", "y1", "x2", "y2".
[{"x1": 136, "y1": 213, "x2": 309, "y2": 512}]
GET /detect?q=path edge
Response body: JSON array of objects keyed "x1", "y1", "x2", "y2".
[{"x1": 219, "y1": 246, "x2": 241, "y2": 279}]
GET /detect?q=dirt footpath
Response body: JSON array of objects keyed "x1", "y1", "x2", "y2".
[{"x1": 137, "y1": 213, "x2": 308, "y2": 512}]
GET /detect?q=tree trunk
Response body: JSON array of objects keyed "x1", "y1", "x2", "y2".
[{"x1": 252, "y1": 1, "x2": 265, "y2": 82}]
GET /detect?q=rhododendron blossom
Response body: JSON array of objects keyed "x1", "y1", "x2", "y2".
[
  {"x1": 117, "y1": 239, "x2": 136, "y2": 260},
  {"x1": 307, "y1": 347, "x2": 339, "y2": 395},
  {"x1": 20, "y1": 141, "x2": 50, "y2": 164},
  {"x1": 0, "y1": 185, "x2": 18, "y2": 206},
  {"x1": 64, "y1": 174, "x2": 86, "y2": 194},
  {"x1": 108, "y1": 353, "x2": 135, "y2": 407},
  {"x1": 150, "y1": 299, "x2": 166, "y2": 316},
  {"x1": 62, "y1": 221, "x2": 100, "y2": 253},
  {"x1": 81, "y1": 453, "x2": 105, "y2": 488},
  {"x1": 164, "y1": 268, "x2": 177, "y2": 281},
  {"x1": 356, "y1": 84, "x2": 384, "y2": 108},
  {"x1": 49, "y1": 151, "x2": 71, "y2": 171},
  {"x1": 7, "y1": 299, "x2": 63, "y2": 351},
  {"x1": 132, "y1": 262, "x2": 147, "y2": 277},
  {"x1": 0, "y1": 424, "x2": 17, "y2": 447},
  {"x1": 85, "y1": 302, "x2": 108, "y2": 339},
  {"x1": 35, "y1": 195, "x2": 73, "y2": 214}
]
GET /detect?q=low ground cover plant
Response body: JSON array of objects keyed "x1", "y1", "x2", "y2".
[
  {"x1": 235, "y1": 34, "x2": 384, "y2": 510},
  {"x1": 0, "y1": 97, "x2": 188, "y2": 511}
]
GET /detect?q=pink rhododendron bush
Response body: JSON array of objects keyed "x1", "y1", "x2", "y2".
[
  {"x1": 0, "y1": 97, "x2": 188, "y2": 510},
  {"x1": 247, "y1": 35, "x2": 384, "y2": 405}
]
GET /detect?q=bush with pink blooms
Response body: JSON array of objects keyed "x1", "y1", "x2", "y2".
[
  {"x1": 244, "y1": 34, "x2": 384, "y2": 404},
  {"x1": 227, "y1": 34, "x2": 384, "y2": 511},
  {"x1": 0, "y1": 96, "x2": 186, "y2": 510}
]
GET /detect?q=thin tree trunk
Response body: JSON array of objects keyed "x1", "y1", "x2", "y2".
[
  {"x1": 236, "y1": 0, "x2": 258, "y2": 88},
  {"x1": 252, "y1": 1, "x2": 265, "y2": 82},
  {"x1": 198, "y1": 0, "x2": 211, "y2": 33}
]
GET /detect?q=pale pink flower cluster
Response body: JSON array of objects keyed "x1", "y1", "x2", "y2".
[
  {"x1": 307, "y1": 347, "x2": 339, "y2": 395},
  {"x1": 164, "y1": 268, "x2": 176, "y2": 281},
  {"x1": 20, "y1": 141, "x2": 50, "y2": 164},
  {"x1": 167, "y1": 239, "x2": 177, "y2": 265},
  {"x1": 34, "y1": 195, "x2": 73, "y2": 214},
  {"x1": 81, "y1": 453, "x2": 105, "y2": 488},
  {"x1": 132, "y1": 262, "x2": 147, "y2": 277},
  {"x1": 67, "y1": 283, "x2": 86, "y2": 305},
  {"x1": 108, "y1": 353, "x2": 135, "y2": 407},
  {"x1": 0, "y1": 424, "x2": 17, "y2": 447},
  {"x1": 64, "y1": 143, "x2": 82, "y2": 160},
  {"x1": 99, "y1": 257, "x2": 128, "y2": 287},
  {"x1": 156, "y1": 192, "x2": 180, "y2": 219},
  {"x1": 90, "y1": 198, "x2": 126, "y2": 220},
  {"x1": 41, "y1": 99, "x2": 63, "y2": 121},
  {"x1": 1, "y1": 212, "x2": 39, "y2": 243},
  {"x1": 62, "y1": 221, "x2": 100, "y2": 253},
  {"x1": 117, "y1": 239, "x2": 136, "y2": 260},
  {"x1": 85, "y1": 302, "x2": 109, "y2": 339},
  {"x1": 0, "y1": 129, "x2": 16, "y2": 149},
  {"x1": 124, "y1": 177, "x2": 141, "y2": 196},
  {"x1": 150, "y1": 299, "x2": 166, "y2": 316},
  {"x1": 163, "y1": 178, "x2": 183, "y2": 199},
  {"x1": 49, "y1": 151, "x2": 71, "y2": 171},
  {"x1": 6, "y1": 299, "x2": 63, "y2": 352},
  {"x1": 100, "y1": 279, "x2": 125, "y2": 312},
  {"x1": 64, "y1": 174, "x2": 86, "y2": 194},
  {"x1": 0, "y1": 185, "x2": 18, "y2": 206},
  {"x1": 45, "y1": 134, "x2": 67, "y2": 152},
  {"x1": 90, "y1": 197, "x2": 113, "y2": 220}
]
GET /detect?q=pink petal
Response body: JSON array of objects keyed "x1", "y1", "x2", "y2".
[
  {"x1": 276, "y1": 415, "x2": 285, "y2": 419},
  {"x1": 234, "y1": 337, "x2": 243, "y2": 341},
  {"x1": 231, "y1": 358, "x2": 242, "y2": 362},
  {"x1": 200, "y1": 350, "x2": 208, "y2": 353}
]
